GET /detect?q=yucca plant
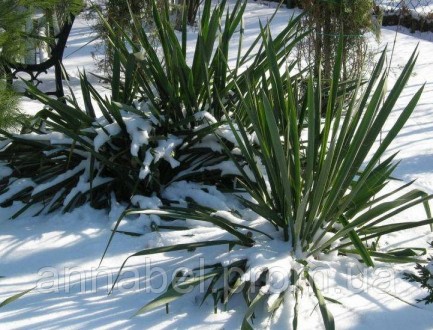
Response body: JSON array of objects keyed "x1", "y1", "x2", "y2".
[
  {"x1": 0, "y1": 0, "x2": 306, "y2": 217},
  {"x1": 99, "y1": 0, "x2": 307, "y2": 122},
  {"x1": 233, "y1": 35, "x2": 433, "y2": 319},
  {"x1": 107, "y1": 28, "x2": 433, "y2": 330},
  {"x1": 216, "y1": 33, "x2": 433, "y2": 327},
  {"x1": 227, "y1": 32, "x2": 433, "y2": 259},
  {"x1": 0, "y1": 72, "x2": 237, "y2": 217}
]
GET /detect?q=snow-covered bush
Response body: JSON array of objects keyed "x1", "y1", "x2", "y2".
[
  {"x1": 0, "y1": 0, "x2": 280, "y2": 216},
  {"x1": 0, "y1": 77, "x2": 238, "y2": 216},
  {"x1": 0, "y1": 0, "x2": 303, "y2": 216}
]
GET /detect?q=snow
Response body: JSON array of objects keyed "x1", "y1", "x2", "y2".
[
  {"x1": 12, "y1": 131, "x2": 74, "y2": 145},
  {"x1": 94, "y1": 122, "x2": 121, "y2": 152},
  {"x1": 62, "y1": 176, "x2": 113, "y2": 207},
  {"x1": 123, "y1": 195, "x2": 163, "y2": 229},
  {"x1": 241, "y1": 248, "x2": 296, "y2": 294},
  {"x1": 162, "y1": 181, "x2": 230, "y2": 212},
  {"x1": 2, "y1": 1, "x2": 433, "y2": 329},
  {"x1": 139, "y1": 149, "x2": 154, "y2": 180},
  {"x1": 153, "y1": 135, "x2": 183, "y2": 168},
  {"x1": 0, "y1": 166, "x2": 13, "y2": 179},
  {"x1": 0, "y1": 178, "x2": 36, "y2": 204},
  {"x1": 31, "y1": 161, "x2": 87, "y2": 197},
  {"x1": 123, "y1": 114, "x2": 152, "y2": 157},
  {"x1": 426, "y1": 261, "x2": 433, "y2": 274}
]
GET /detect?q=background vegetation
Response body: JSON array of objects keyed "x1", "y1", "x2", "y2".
[
  {"x1": 0, "y1": 0, "x2": 83, "y2": 130},
  {"x1": 298, "y1": 0, "x2": 377, "y2": 87}
]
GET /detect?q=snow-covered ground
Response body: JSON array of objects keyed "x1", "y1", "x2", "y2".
[{"x1": 2, "y1": 1, "x2": 433, "y2": 329}]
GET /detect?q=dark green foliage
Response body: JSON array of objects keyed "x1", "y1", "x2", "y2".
[
  {"x1": 0, "y1": 0, "x2": 28, "y2": 63},
  {"x1": 3, "y1": 0, "x2": 298, "y2": 216},
  {"x1": 100, "y1": 0, "x2": 304, "y2": 122},
  {"x1": 0, "y1": 0, "x2": 83, "y2": 64},
  {"x1": 0, "y1": 76, "x2": 233, "y2": 216},
  {"x1": 403, "y1": 256, "x2": 433, "y2": 304},
  {"x1": 223, "y1": 38, "x2": 433, "y2": 263},
  {"x1": 0, "y1": 83, "x2": 28, "y2": 130}
]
